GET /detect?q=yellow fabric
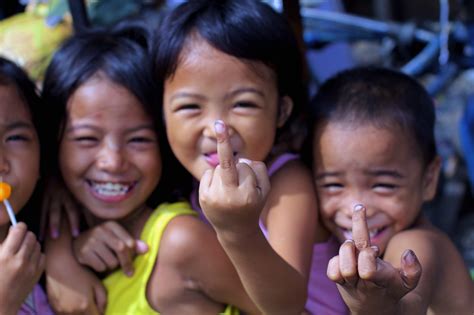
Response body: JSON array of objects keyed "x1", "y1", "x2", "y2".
[{"x1": 103, "y1": 202, "x2": 239, "y2": 315}]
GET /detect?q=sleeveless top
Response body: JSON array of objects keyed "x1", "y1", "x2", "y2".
[
  {"x1": 192, "y1": 153, "x2": 348, "y2": 314},
  {"x1": 103, "y1": 202, "x2": 238, "y2": 315},
  {"x1": 18, "y1": 284, "x2": 54, "y2": 315}
]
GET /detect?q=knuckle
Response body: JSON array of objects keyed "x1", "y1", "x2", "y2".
[{"x1": 219, "y1": 159, "x2": 233, "y2": 169}]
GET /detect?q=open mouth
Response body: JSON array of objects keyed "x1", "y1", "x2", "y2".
[
  {"x1": 342, "y1": 226, "x2": 387, "y2": 240},
  {"x1": 87, "y1": 180, "x2": 135, "y2": 197}
]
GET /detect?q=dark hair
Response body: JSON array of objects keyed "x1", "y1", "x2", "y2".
[
  {"x1": 0, "y1": 56, "x2": 44, "y2": 233},
  {"x1": 42, "y1": 28, "x2": 188, "y2": 207},
  {"x1": 306, "y1": 66, "x2": 436, "y2": 167},
  {"x1": 153, "y1": 0, "x2": 308, "y2": 154}
]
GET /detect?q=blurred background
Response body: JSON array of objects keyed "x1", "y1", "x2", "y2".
[{"x1": 1, "y1": 0, "x2": 474, "y2": 276}]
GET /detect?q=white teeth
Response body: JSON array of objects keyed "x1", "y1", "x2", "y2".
[
  {"x1": 90, "y1": 181, "x2": 131, "y2": 196},
  {"x1": 343, "y1": 229, "x2": 352, "y2": 240},
  {"x1": 369, "y1": 228, "x2": 381, "y2": 238}
]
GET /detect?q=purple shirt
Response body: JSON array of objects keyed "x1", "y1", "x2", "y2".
[{"x1": 18, "y1": 284, "x2": 54, "y2": 315}]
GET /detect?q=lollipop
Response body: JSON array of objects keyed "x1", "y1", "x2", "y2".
[{"x1": 0, "y1": 182, "x2": 17, "y2": 225}]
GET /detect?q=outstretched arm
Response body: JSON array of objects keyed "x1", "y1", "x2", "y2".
[
  {"x1": 327, "y1": 205, "x2": 423, "y2": 315},
  {"x1": 199, "y1": 120, "x2": 309, "y2": 315}
]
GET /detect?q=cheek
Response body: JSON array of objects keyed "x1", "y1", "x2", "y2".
[{"x1": 239, "y1": 126, "x2": 275, "y2": 160}]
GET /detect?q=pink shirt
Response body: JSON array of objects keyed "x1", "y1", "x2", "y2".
[{"x1": 192, "y1": 153, "x2": 348, "y2": 314}]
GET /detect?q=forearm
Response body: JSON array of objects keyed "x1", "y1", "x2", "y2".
[{"x1": 216, "y1": 228, "x2": 307, "y2": 315}]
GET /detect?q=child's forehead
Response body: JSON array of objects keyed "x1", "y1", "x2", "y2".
[
  {"x1": 313, "y1": 120, "x2": 422, "y2": 162},
  {"x1": 176, "y1": 35, "x2": 277, "y2": 82},
  {"x1": 0, "y1": 84, "x2": 32, "y2": 121}
]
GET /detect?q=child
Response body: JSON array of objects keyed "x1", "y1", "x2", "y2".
[
  {"x1": 309, "y1": 66, "x2": 474, "y2": 314},
  {"x1": 42, "y1": 30, "x2": 261, "y2": 314},
  {"x1": 154, "y1": 1, "x2": 343, "y2": 313},
  {"x1": 45, "y1": 1, "x2": 346, "y2": 313},
  {"x1": 0, "y1": 56, "x2": 53, "y2": 314}
]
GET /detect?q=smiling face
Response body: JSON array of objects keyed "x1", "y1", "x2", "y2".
[
  {"x1": 0, "y1": 85, "x2": 39, "y2": 225},
  {"x1": 59, "y1": 75, "x2": 161, "y2": 222},
  {"x1": 312, "y1": 121, "x2": 440, "y2": 253},
  {"x1": 163, "y1": 37, "x2": 292, "y2": 180}
]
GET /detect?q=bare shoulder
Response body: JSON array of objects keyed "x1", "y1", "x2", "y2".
[
  {"x1": 269, "y1": 159, "x2": 314, "y2": 192},
  {"x1": 385, "y1": 226, "x2": 474, "y2": 314},
  {"x1": 266, "y1": 159, "x2": 316, "y2": 211},
  {"x1": 146, "y1": 214, "x2": 226, "y2": 313},
  {"x1": 158, "y1": 214, "x2": 215, "y2": 267}
]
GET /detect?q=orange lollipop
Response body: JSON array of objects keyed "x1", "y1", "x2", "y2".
[
  {"x1": 0, "y1": 182, "x2": 11, "y2": 202},
  {"x1": 0, "y1": 182, "x2": 16, "y2": 225}
]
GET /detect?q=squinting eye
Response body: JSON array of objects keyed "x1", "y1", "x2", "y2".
[
  {"x1": 176, "y1": 104, "x2": 200, "y2": 111},
  {"x1": 6, "y1": 134, "x2": 30, "y2": 142},
  {"x1": 130, "y1": 136, "x2": 154, "y2": 143},
  {"x1": 234, "y1": 101, "x2": 257, "y2": 108},
  {"x1": 373, "y1": 183, "x2": 397, "y2": 191},
  {"x1": 320, "y1": 183, "x2": 343, "y2": 192},
  {"x1": 74, "y1": 136, "x2": 98, "y2": 143}
]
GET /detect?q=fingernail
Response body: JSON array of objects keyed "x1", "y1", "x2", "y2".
[
  {"x1": 238, "y1": 158, "x2": 252, "y2": 165},
  {"x1": 402, "y1": 249, "x2": 416, "y2": 265},
  {"x1": 353, "y1": 204, "x2": 365, "y2": 212},
  {"x1": 344, "y1": 239, "x2": 354, "y2": 244},
  {"x1": 72, "y1": 228, "x2": 80, "y2": 238},
  {"x1": 51, "y1": 228, "x2": 59, "y2": 239},
  {"x1": 214, "y1": 120, "x2": 225, "y2": 134},
  {"x1": 125, "y1": 270, "x2": 134, "y2": 277},
  {"x1": 136, "y1": 240, "x2": 149, "y2": 253}
]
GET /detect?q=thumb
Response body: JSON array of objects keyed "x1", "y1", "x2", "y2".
[
  {"x1": 400, "y1": 249, "x2": 422, "y2": 292},
  {"x1": 135, "y1": 240, "x2": 149, "y2": 255},
  {"x1": 94, "y1": 282, "x2": 108, "y2": 314}
]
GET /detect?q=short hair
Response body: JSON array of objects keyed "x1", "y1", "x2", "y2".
[
  {"x1": 308, "y1": 67, "x2": 436, "y2": 166},
  {"x1": 153, "y1": 0, "x2": 308, "y2": 152}
]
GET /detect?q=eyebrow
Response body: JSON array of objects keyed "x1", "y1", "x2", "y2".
[
  {"x1": 169, "y1": 87, "x2": 265, "y2": 103},
  {"x1": 365, "y1": 169, "x2": 404, "y2": 178},
  {"x1": 5, "y1": 121, "x2": 34, "y2": 131},
  {"x1": 169, "y1": 92, "x2": 206, "y2": 102},
  {"x1": 65, "y1": 123, "x2": 155, "y2": 133},
  {"x1": 225, "y1": 87, "x2": 265, "y2": 99},
  {"x1": 315, "y1": 171, "x2": 342, "y2": 180}
]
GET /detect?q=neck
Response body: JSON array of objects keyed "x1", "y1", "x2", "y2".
[{"x1": 84, "y1": 205, "x2": 152, "y2": 239}]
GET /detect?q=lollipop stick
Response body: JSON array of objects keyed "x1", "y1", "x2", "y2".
[{"x1": 3, "y1": 199, "x2": 17, "y2": 226}]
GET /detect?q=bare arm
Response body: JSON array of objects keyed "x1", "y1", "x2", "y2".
[
  {"x1": 147, "y1": 215, "x2": 261, "y2": 314},
  {"x1": 45, "y1": 220, "x2": 106, "y2": 315},
  {"x1": 199, "y1": 121, "x2": 314, "y2": 315}
]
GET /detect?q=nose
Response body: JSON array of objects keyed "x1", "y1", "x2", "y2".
[
  {"x1": 97, "y1": 143, "x2": 127, "y2": 174},
  {"x1": 340, "y1": 191, "x2": 369, "y2": 218}
]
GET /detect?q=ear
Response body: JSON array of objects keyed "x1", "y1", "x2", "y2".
[
  {"x1": 422, "y1": 156, "x2": 441, "y2": 201},
  {"x1": 277, "y1": 96, "x2": 293, "y2": 128}
]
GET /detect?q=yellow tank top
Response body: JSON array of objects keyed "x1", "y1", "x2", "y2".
[{"x1": 103, "y1": 202, "x2": 239, "y2": 315}]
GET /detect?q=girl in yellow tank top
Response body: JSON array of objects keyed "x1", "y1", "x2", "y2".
[{"x1": 43, "y1": 29, "x2": 261, "y2": 314}]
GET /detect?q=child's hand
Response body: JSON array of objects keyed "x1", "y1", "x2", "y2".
[
  {"x1": 41, "y1": 176, "x2": 81, "y2": 239},
  {"x1": 73, "y1": 221, "x2": 148, "y2": 276},
  {"x1": 0, "y1": 223, "x2": 45, "y2": 315},
  {"x1": 47, "y1": 259, "x2": 106, "y2": 315},
  {"x1": 199, "y1": 120, "x2": 270, "y2": 237},
  {"x1": 327, "y1": 205, "x2": 422, "y2": 315}
]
